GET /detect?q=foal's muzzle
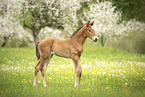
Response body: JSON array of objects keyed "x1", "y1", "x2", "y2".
[{"x1": 92, "y1": 36, "x2": 99, "y2": 42}]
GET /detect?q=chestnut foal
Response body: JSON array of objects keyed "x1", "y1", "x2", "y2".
[{"x1": 33, "y1": 21, "x2": 99, "y2": 87}]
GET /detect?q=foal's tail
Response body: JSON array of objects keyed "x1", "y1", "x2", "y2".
[{"x1": 36, "y1": 42, "x2": 40, "y2": 60}]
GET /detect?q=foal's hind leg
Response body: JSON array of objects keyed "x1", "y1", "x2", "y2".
[
  {"x1": 33, "y1": 52, "x2": 52, "y2": 87},
  {"x1": 33, "y1": 60, "x2": 40, "y2": 87},
  {"x1": 40, "y1": 54, "x2": 53, "y2": 87}
]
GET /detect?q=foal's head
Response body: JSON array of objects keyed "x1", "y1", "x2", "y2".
[{"x1": 84, "y1": 21, "x2": 99, "y2": 42}]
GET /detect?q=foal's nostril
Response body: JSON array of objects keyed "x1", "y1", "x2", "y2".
[
  {"x1": 94, "y1": 38, "x2": 97, "y2": 42},
  {"x1": 92, "y1": 36, "x2": 99, "y2": 42}
]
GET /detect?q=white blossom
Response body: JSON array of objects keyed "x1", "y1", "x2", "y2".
[{"x1": 85, "y1": 1, "x2": 145, "y2": 41}]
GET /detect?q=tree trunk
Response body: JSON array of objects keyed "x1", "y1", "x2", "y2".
[
  {"x1": 33, "y1": 33, "x2": 39, "y2": 46},
  {"x1": 32, "y1": 27, "x2": 40, "y2": 59},
  {"x1": 1, "y1": 36, "x2": 8, "y2": 47},
  {"x1": 101, "y1": 34, "x2": 105, "y2": 47},
  {"x1": 1, "y1": 41, "x2": 7, "y2": 47},
  {"x1": 32, "y1": 27, "x2": 40, "y2": 46}
]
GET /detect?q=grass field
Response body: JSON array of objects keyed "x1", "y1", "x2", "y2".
[{"x1": 0, "y1": 42, "x2": 145, "y2": 97}]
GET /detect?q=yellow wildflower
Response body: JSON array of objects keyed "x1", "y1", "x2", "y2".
[
  {"x1": 2, "y1": 91, "x2": 4, "y2": 94},
  {"x1": 86, "y1": 88, "x2": 90, "y2": 91},
  {"x1": 106, "y1": 87, "x2": 110, "y2": 89}
]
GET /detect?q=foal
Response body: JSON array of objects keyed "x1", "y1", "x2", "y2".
[{"x1": 33, "y1": 21, "x2": 99, "y2": 87}]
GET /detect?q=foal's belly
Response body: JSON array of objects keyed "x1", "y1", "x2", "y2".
[
  {"x1": 52, "y1": 39, "x2": 71, "y2": 58},
  {"x1": 53, "y1": 48, "x2": 71, "y2": 58}
]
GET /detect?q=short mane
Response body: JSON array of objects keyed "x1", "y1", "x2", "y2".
[{"x1": 70, "y1": 25, "x2": 84, "y2": 38}]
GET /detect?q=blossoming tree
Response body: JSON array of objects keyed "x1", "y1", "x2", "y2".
[
  {"x1": 0, "y1": 15, "x2": 30, "y2": 47},
  {"x1": 14, "y1": 0, "x2": 86, "y2": 46},
  {"x1": 0, "y1": 0, "x2": 30, "y2": 47},
  {"x1": 84, "y1": 1, "x2": 145, "y2": 46},
  {"x1": 1, "y1": 0, "x2": 89, "y2": 46}
]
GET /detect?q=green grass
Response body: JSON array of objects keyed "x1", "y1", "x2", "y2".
[{"x1": 0, "y1": 42, "x2": 145, "y2": 97}]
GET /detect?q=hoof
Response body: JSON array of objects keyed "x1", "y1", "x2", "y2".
[
  {"x1": 33, "y1": 84, "x2": 37, "y2": 87},
  {"x1": 74, "y1": 85, "x2": 80, "y2": 88},
  {"x1": 44, "y1": 85, "x2": 47, "y2": 87}
]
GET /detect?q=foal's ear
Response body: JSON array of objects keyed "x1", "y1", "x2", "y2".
[
  {"x1": 87, "y1": 21, "x2": 90, "y2": 27},
  {"x1": 91, "y1": 21, "x2": 94, "y2": 26}
]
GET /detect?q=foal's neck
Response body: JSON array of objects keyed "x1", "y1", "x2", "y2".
[{"x1": 71, "y1": 25, "x2": 86, "y2": 45}]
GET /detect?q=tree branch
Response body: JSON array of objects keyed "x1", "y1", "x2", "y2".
[
  {"x1": 39, "y1": 23, "x2": 52, "y2": 30},
  {"x1": 24, "y1": 22, "x2": 32, "y2": 30},
  {"x1": 22, "y1": 4, "x2": 32, "y2": 30}
]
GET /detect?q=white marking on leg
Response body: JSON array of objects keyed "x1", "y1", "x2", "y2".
[
  {"x1": 42, "y1": 59, "x2": 50, "y2": 87},
  {"x1": 74, "y1": 59, "x2": 81, "y2": 87},
  {"x1": 33, "y1": 71, "x2": 39, "y2": 87}
]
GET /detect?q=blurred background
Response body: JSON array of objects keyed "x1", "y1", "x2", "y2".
[{"x1": 0, "y1": 0, "x2": 145, "y2": 54}]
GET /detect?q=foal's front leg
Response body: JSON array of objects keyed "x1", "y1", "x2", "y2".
[{"x1": 72, "y1": 55, "x2": 82, "y2": 87}]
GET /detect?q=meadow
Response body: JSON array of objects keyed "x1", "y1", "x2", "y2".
[{"x1": 0, "y1": 41, "x2": 145, "y2": 97}]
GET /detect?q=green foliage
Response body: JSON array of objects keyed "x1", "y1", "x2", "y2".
[
  {"x1": 1, "y1": 37, "x2": 32, "y2": 48},
  {"x1": 79, "y1": 0, "x2": 145, "y2": 22},
  {"x1": 110, "y1": 31, "x2": 145, "y2": 54},
  {"x1": 104, "y1": 0, "x2": 145, "y2": 22},
  {"x1": 0, "y1": 46, "x2": 145, "y2": 97},
  {"x1": 79, "y1": 0, "x2": 145, "y2": 23},
  {"x1": 24, "y1": 13, "x2": 32, "y2": 28}
]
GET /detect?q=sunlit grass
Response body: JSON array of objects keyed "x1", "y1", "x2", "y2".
[{"x1": 0, "y1": 44, "x2": 145, "y2": 97}]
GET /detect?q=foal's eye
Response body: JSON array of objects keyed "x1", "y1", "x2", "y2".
[{"x1": 88, "y1": 30, "x2": 91, "y2": 32}]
